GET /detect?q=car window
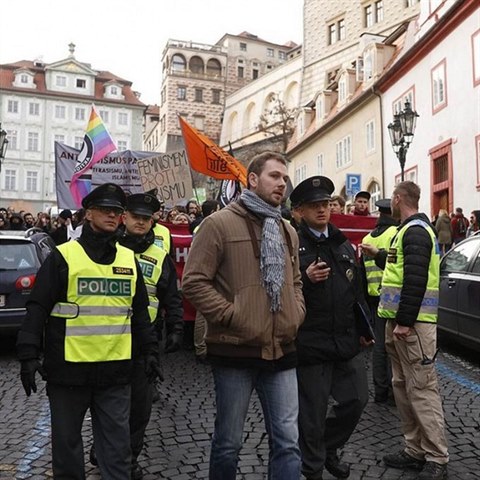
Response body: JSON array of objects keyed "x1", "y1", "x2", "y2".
[
  {"x1": 0, "y1": 242, "x2": 40, "y2": 270},
  {"x1": 442, "y1": 240, "x2": 479, "y2": 273},
  {"x1": 470, "y1": 251, "x2": 480, "y2": 275}
]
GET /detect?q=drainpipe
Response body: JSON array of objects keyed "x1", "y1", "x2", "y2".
[{"x1": 371, "y1": 85, "x2": 385, "y2": 197}]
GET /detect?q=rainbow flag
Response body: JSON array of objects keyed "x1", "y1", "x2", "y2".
[{"x1": 69, "y1": 105, "x2": 117, "y2": 207}]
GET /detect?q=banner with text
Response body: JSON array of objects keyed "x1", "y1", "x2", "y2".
[
  {"x1": 55, "y1": 142, "x2": 156, "y2": 209},
  {"x1": 136, "y1": 150, "x2": 193, "y2": 206}
]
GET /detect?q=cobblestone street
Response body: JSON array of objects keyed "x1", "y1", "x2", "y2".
[{"x1": 0, "y1": 337, "x2": 479, "y2": 479}]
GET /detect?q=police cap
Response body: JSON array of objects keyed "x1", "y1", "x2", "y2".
[
  {"x1": 375, "y1": 198, "x2": 392, "y2": 214},
  {"x1": 81, "y1": 183, "x2": 126, "y2": 210},
  {"x1": 145, "y1": 187, "x2": 164, "y2": 207},
  {"x1": 289, "y1": 176, "x2": 335, "y2": 206},
  {"x1": 126, "y1": 193, "x2": 160, "y2": 217},
  {"x1": 355, "y1": 190, "x2": 371, "y2": 201}
]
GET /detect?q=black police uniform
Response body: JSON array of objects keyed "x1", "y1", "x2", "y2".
[
  {"x1": 119, "y1": 192, "x2": 184, "y2": 477},
  {"x1": 17, "y1": 183, "x2": 158, "y2": 480},
  {"x1": 290, "y1": 176, "x2": 369, "y2": 480}
]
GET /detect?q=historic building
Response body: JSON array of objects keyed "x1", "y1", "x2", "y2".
[{"x1": 0, "y1": 43, "x2": 145, "y2": 212}]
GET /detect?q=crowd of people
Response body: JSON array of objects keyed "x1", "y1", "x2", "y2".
[{"x1": 7, "y1": 150, "x2": 476, "y2": 480}]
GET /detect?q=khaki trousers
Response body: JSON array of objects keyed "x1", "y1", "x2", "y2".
[{"x1": 385, "y1": 320, "x2": 449, "y2": 464}]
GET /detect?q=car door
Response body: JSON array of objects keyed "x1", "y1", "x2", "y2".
[{"x1": 439, "y1": 239, "x2": 479, "y2": 338}]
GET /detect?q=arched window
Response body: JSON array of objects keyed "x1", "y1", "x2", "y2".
[
  {"x1": 226, "y1": 111, "x2": 239, "y2": 141},
  {"x1": 284, "y1": 81, "x2": 299, "y2": 109},
  {"x1": 242, "y1": 102, "x2": 256, "y2": 137},
  {"x1": 206, "y1": 58, "x2": 222, "y2": 76},
  {"x1": 172, "y1": 54, "x2": 186, "y2": 71},
  {"x1": 189, "y1": 56, "x2": 204, "y2": 74}
]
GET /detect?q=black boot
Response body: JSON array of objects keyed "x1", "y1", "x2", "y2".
[
  {"x1": 131, "y1": 461, "x2": 144, "y2": 480},
  {"x1": 325, "y1": 452, "x2": 350, "y2": 479}
]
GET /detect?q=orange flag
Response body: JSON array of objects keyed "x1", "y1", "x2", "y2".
[{"x1": 179, "y1": 116, "x2": 247, "y2": 186}]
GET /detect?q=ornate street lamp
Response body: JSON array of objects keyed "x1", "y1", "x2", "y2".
[
  {"x1": 387, "y1": 100, "x2": 419, "y2": 181},
  {"x1": 0, "y1": 123, "x2": 8, "y2": 173}
]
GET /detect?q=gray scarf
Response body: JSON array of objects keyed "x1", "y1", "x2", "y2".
[{"x1": 240, "y1": 189, "x2": 285, "y2": 312}]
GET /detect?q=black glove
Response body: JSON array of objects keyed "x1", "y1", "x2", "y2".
[
  {"x1": 165, "y1": 332, "x2": 183, "y2": 353},
  {"x1": 144, "y1": 354, "x2": 164, "y2": 383},
  {"x1": 20, "y1": 359, "x2": 46, "y2": 396}
]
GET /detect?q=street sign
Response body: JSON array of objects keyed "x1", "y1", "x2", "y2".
[{"x1": 346, "y1": 174, "x2": 361, "y2": 196}]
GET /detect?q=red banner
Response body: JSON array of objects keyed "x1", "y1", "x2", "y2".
[{"x1": 330, "y1": 214, "x2": 377, "y2": 257}]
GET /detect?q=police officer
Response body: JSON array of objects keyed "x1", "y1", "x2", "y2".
[
  {"x1": 146, "y1": 188, "x2": 173, "y2": 255},
  {"x1": 119, "y1": 191, "x2": 184, "y2": 479},
  {"x1": 290, "y1": 176, "x2": 371, "y2": 480},
  {"x1": 17, "y1": 183, "x2": 159, "y2": 480},
  {"x1": 361, "y1": 199, "x2": 398, "y2": 403}
]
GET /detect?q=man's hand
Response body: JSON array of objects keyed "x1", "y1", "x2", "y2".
[
  {"x1": 20, "y1": 359, "x2": 46, "y2": 396},
  {"x1": 165, "y1": 332, "x2": 183, "y2": 353},
  {"x1": 360, "y1": 336, "x2": 375, "y2": 348},
  {"x1": 359, "y1": 243, "x2": 379, "y2": 258},
  {"x1": 144, "y1": 354, "x2": 164, "y2": 383},
  {"x1": 306, "y1": 260, "x2": 331, "y2": 283},
  {"x1": 393, "y1": 324, "x2": 412, "y2": 340}
]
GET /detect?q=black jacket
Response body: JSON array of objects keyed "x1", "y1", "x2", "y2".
[
  {"x1": 375, "y1": 212, "x2": 436, "y2": 327},
  {"x1": 17, "y1": 222, "x2": 156, "y2": 386},
  {"x1": 296, "y1": 221, "x2": 366, "y2": 364}
]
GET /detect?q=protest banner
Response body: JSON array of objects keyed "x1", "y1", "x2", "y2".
[
  {"x1": 330, "y1": 213, "x2": 378, "y2": 256},
  {"x1": 55, "y1": 142, "x2": 155, "y2": 209},
  {"x1": 136, "y1": 150, "x2": 194, "y2": 206}
]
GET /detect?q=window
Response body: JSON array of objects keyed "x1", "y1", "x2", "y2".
[
  {"x1": 74, "y1": 136, "x2": 84, "y2": 149},
  {"x1": 294, "y1": 164, "x2": 307, "y2": 185},
  {"x1": 212, "y1": 89, "x2": 221, "y2": 104},
  {"x1": 193, "y1": 116, "x2": 205, "y2": 131},
  {"x1": 266, "y1": 65, "x2": 273, "y2": 70},
  {"x1": 4, "y1": 169, "x2": 16, "y2": 191},
  {"x1": 189, "y1": 56, "x2": 204, "y2": 74},
  {"x1": 27, "y1": 132, "x2": 39, "y2": 151},
  {"x1": 393, "y1": 89, "x2": 414, "y2": 115},
  {"x1": 406, "y1": 0, "x2": 419, "y2": 6},
  {"x1": 160, "y1": 115, "x2": 166, "y2": 133},
  {"x1": 252, "y1": 69, "x2": 259, "y2": 79},
  {"x1": 431, "y1": 60, "x2": 447, "y2": 113},
  {"x1": 55, "y1": 105, "x2": 66, "y2": 119},
  {"x1": 237, "y1": 66, "x2": 244, "y2": 78},
  {"x1": 99, "y1": 110, "x2": 109, "y2": 123},
  {"x1": 206, "y1": 58, "x2": 222, "y2": 76},
  {"x1": 317, "y1": 153, "x2": 324, "y2": 175},
  {"x1": 369, "y1": 182, "x2": 381, "y2": 211},
  {"x1": 20, "y1": 74, "x2": 28, "y2": 84},
  {"x1": 161, "y1": 87, "x2": 166, "y2": 105},
  {"x1": 29, "y1": 102, "x2": 40, "y2": 116},
  {"x1": 172, "y1": 54, "x2": 186, "y2": 71},
  {"x1": 442, "y1": 241, "x2": 479, "y2": 273},
  {"x1": 75, "y1": 107, "x2": 85, "y2": 121},
  {"x1": 364, "y1": 1, "x2": 383, "y2": 27},
  {"x1": 7, "y1": 130, "x2": 18, "y2": 150},
  {"x1": 240, "y1": 42, "x2": 247, "y2": 51},
  {"x1": 472, "y1": 30, "x2": 480, "y2": 87},
  {"x1": 476, "y1": 134, "x2": 480, "y2": 188},
  {"x1": 328, "y1": 18, "x2": 345, "y2": 45},
  {"x1": 111, "y1": 86, "x2": 118, "y2": 96},
  {"x1": 366, "y1": 119, "x2": 375, "y2": 153},
  {"x1": 338, "y1": 75, "x2": 347, "y2": 103},
  {"x1": 56, "y1": 76, "x2": 67, "y2": 87},
  {"x1": 177, "y1": 86, "x2": 187, "y2": 100},
  {"x1": 118, "y1": 112, "x2": 128, "y2": 126},
  {"x1": 54, "y1": 134, "x2": 65, "y2": 145},
  {"x1": 194, "y1": 88, "x2": 204, "y2": 102},
  {"x1": 364, "y1": 49, "x2": 374, "y2": 81},
  {"x1": 7, "y1": 100, "x2": 19, "y2": 113},
  {"x1": 279, "y1": 51, "x2": 287, "y2": 60},
  {"x1": 267, "y1": 48, "x2": 274, "y2": 57},
  {"x1": 117, "y1": 140, "x2": 127, "y2": 150},
  {"x1": 76, "y1": 79, "x2": 86, "y2": 88},
  {"x1": 365, "y1": 5, "x2": 373, "y2": 27},
  {"x1": 376, "y1": 1, "x2": 384, "y2": 22},
  {"x1": 316, "y1": 96, "x2": 324, "y2": 123},
  {"x1": 25, "y1": 171, "x2": 39, "y2": 192},
  {"x1": 335, "y1": 135, "x2": 352, "y2": 169}
]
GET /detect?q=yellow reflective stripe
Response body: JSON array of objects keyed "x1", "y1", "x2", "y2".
[
  {"x1": 51, "y1": 303, "x2": 130, "y2": 317},
  {"x1": 65, "y1": 324, "x2": 131, "y2": 336},
  {"x1": 146, "y1": 284, "x2": 157, "y2": 295}
]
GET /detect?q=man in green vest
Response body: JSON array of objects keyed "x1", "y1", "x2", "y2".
[
  {"x1": 361, "y1": 198, "x2": 398, "y2": 403},
  {"x1": 17, "y1": 183, "x2": 159, "y2": 480},
  {"x1": 360, "y1": 181, "x2": 448, "y2": 480},
  {"x1": 120, "y1": 191, "x2": 184, "y2": 479}
]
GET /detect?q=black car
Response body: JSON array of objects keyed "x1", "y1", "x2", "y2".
[
  {"x1": 0, "y1": 229, "x2": 55, "y2": 332},
  {"x1": 438, "y1": 232, "x2": 480, "y2": 352}
]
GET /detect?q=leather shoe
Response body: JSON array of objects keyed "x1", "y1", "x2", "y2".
[
  {"x1": 383, "y1": 449, "x2": 425, "y2": 470},
  {"x1": 325, "y1": 454, "x2": 350, "y2": 479},
  {"x1": 131, "y1": 462, "x2": 144, "y2": 480},
  {"x1": 416, "y1": 461, "x2": 447, "y2": 480}
]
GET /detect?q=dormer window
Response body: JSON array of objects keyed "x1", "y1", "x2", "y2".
[
  {"x1": 76, "y1": 78, "x2": 86, "y2": 88},
  {"x1": 111, "y1": 86, "x2": 118, "y2": 95},
  {"x1": 364, "y1": 49, "x2": 374, "y2": 81},
  {"x1": 104, "y1": 84, "x2": 123, "y2": 99},
  {"x1": 20, "y1": 75, "x2": 28, "y2": 84},
  {"x1": 338, "y1": 75, "x2": 347, "y2": 103},
  {"x1": 13, "y1": 70, "x2": 36, "y2": 89}
]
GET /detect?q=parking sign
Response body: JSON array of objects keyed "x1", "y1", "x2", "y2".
[{"x1": 346, "y1": 174, "x2": 361, "y2": 196}]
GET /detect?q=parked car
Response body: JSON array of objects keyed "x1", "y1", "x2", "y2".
[
  {"x1": 0, "y1": 229, "x2": 55, "y2": 332},
  {"x1": 438, "y1": 232, "x2": 480, "y2": 352}
]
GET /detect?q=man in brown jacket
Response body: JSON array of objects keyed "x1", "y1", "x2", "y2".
[{"x1": 183, "y1": 151, "x2": 305, "y2": 480}]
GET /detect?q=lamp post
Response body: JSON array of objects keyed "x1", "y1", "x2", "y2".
[
  {"x1": 0, "y1": 123, "x2": 8, "y2": 173},
  {"x1": 387, "y1": 100, "x2": 419, "y2": 181}
]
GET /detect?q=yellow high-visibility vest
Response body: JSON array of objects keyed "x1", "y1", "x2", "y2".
[
  {"x1": 362, "y1": 226, "x2": 397, "y2": 297},
  {"x1": 51, "y1": 241, "x2": 137, "y2": 362},
  {"x1": 136, "y1": 243, "x2": 167, "y2": 322},
  {"x1": 153, "y1": 224, "x2": 171, "y2": 253},
  {"x1": 378, "y1": 219, "x2": 440, "y2": 323}
]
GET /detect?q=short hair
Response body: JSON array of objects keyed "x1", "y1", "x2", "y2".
[
  {"x1": 202, "y1": 200, "x2": 220, "y2": 217},
  {"x1": 394, "y1": 181, "x2": 420, "y2": 208},
  {"x1": 455, "y1": 207, "x2": 463, "y2": 214},
  {"x1": 330, "y1": 195, "x2": 346, "y2": 208},
  {"x1": 247, "y1": 151, "x2": 288, "y2": 188}
]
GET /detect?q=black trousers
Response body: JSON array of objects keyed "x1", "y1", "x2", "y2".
[
  {"x1": 47, "y1": 383, "x2": 131, "y2": 480},
  {"x1": 297, "y1": 352, "x2": 369, "y2": 480}
]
